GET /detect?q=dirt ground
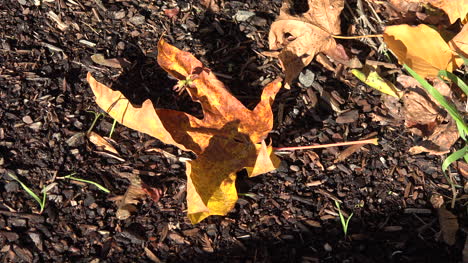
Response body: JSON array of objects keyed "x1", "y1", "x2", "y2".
[{"x1": 0, "y1": 0, "x2": 466, "y2": 262}]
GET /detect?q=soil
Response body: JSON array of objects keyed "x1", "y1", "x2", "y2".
[{"x1": 0, "y1": 0, "x2": 466, "y2": 262}]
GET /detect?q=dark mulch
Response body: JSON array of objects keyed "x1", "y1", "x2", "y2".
[{"x1": 0, "y1": 0, "x2": 466, "y2": 262}]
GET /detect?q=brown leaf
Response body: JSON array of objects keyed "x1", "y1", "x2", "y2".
[
  {"x1": 116, "y1": 184, "x2": 146, "y2": 220},
  {"x1": 114, "y1": 172, "x2": 161, "y2": 220},
  {"x1": 438, "y1": 207, "x2": 459, "y2": 246},
  {"x1": 408, "y1": 119, "x2": 459, "y2": 155},
  {"x1": 87, "y1": 131, "x2": 119, "y2": 155},
  {"x1": 89, "y1": 39, "x2": 283, "y2": 223},
  {"x1": 268, "y1": 0, "x2": 344, "y2": 86},
  {"x1": 449, "y1": 23, "x2": 468, "y2": 58},
  {"x1": 424, "y1": 0, "x2": 468, "y2": 24},
  {"x1": 91, "y1": 54, "x2": 130, "y2": 69}
]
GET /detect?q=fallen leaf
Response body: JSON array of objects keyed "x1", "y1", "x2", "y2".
[
  {"x1": 383, "y1": 24, "x2": 461, "y2": 78},
  {"x1": 352, "y1": 65, "x2": 403, "y2": 98},
  {"x1": 396, "y1": 75, "x2": 460, "y2": 154},
  {"x1": 449, "y1": 23, "x2": 468, "y2": 58},
  {"x1": 116, "y1": 185, "x2": 146, "y2": 220},
  {"x1": 114, "y1": 172, "x2": 161, "y2": 219},
  {"x1": 438, "y1": 207, "x2": 459, "y2": 246},
  {"x1": 408, "y1": 119, "x2": 459, "y2": 155},
  {"x1": 91, "y1": 54, "x2": 130, "y2": 69},
  {"x1": 424, "y1": 0, "x2": 468, "y2": 24},
  {"x1": 87, "y1": 131, "x2": 119, "y2": 155},
  {"x1": 268, "y1": 0, "x2": 345, "y2": 86},
  {"x1": 88, "y1": 38, "x2": 282, "y2": 223}
]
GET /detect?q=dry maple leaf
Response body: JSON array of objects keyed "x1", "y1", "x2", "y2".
[
  {"x1": 449, "y1": 22, "x2": 468, "y2": 58},
  {"x1": 88, "y1": 38, "x2": 282, "y2": 224},
  {"x1": 383, "y1": 24, "x2": 461, "y2": 78},
  {"x1": 397, "y1": 75, "x2": 459, "y2": 155},
  {"x1": 268, "y1": 0, "x2": 344, "y2": 86}
]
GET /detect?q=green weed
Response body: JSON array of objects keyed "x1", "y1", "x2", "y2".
[{"x1": 335, "y1": 200, "x2": 353, "y2": 237}]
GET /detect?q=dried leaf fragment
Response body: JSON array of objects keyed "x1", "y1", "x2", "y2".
[
  {"x1": 87, "y1": 131, "x2": 119, "y2": 155},
  {"x1": 449, "y1": 23, "x2": 468, "y2": 58},
  {"x1": 89, "y1": 39, "x2": 283, "y2": 223},
  {"x1": 268, "y1": 0, "x2": 344, "y2": 86}
]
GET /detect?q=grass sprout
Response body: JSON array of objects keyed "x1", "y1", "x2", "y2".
[
  {"x1": 335, "y1": 200, "x2": 353, "y2": 237},
  {"x1": 109, "y1": 119, "x2": 117, "y2": 138},
  {"x1": 86, "y1": 110, "x2": 104, "y2": 134},
  {"x1": 58, "y1": 173, "x2": 110, "y2": 193},
  {"x1": 404, "y1": 64, "x2": 467, "y2": 208},
  {"x1": 7, "y1": 173, "x2": 47, "y2": 213}
]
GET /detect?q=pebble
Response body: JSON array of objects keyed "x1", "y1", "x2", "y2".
[
  {"x1": 129, "y1": 15, "x2": 146, "y2": 25},
  {"x1": 299, "y1": 69, "x2": 315, "y2": 87},
  {"x1": 22, "y1": 115, "x2": 33, "y2": 124},
  {"x1": 289, "y1": 165, "x2": 300, "y2": 172},
  {"x1": 17, "y1": 0, "x2": 27, "y2": 5},
  {"x1": 233, "y1": 10, "x2": 255, "y2": 22}
]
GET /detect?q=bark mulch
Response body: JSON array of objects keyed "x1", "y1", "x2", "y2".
[{"x1": 0, "y1": 0, "x2": 466, "y2": 262}]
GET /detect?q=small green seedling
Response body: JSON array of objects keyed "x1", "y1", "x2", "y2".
[
  {"x1": 57, "y1": 173, "x2": 110, "y2": 193},
  {"x1": 109, "y1": 119, "x2": 117, "y2": 138},
  {"x1": 86, "y1": 110, "x2": 104, "y2": 134},
  {"x1": 335, "y1": 200, "x2": 353, "y2": 237},
  {"x1": 7, "y1": 173, "x2": 47, "y2": 213}
]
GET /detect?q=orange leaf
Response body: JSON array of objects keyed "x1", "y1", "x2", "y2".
[
  {"x1": 268, "y1": 0, "x2": 344, "y2": 86},
  {"x1": 88, "y1": 39, "x2": 283, "y2": 223},
  {"x1": 383, "y1": 24, "x2": 460, "y2": 77},
  {"x1": 424, "y1": 0, "x2": 468, "y2": 24},
  {"x1": 449, "y1": 23, "x2": 468, "y2": 58}
]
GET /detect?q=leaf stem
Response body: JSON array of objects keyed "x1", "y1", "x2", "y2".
[
  {"x1": 332, "y1": 34, "x2": 383, "y2": 39},
  {"x1": 274, "y1": 138, "x2": 378, "y2": 152}
]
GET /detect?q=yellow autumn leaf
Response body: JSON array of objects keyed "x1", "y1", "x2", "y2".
[
  {"x1": 351, "y1": 66, "x2": 403, "y2": 98},
  {"x1": 383, "y1": 24, "x2": 460, "y2": 77},
  {"x1": 88, "y1": 39, "x2": 282, "y2": 224}
]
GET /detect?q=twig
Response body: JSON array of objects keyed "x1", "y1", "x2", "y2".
[
  {"x1": 274, "y1": 138, "x2": 378, "y2": 152},
  {"x1": 332, "y1": 34, "x2": 383, "y2": 39}
]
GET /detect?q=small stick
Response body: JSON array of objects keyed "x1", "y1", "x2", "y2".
[
  {"x1": 332, "y1": 34, "x2": 383, "y2": 39},
  {"x1": 274, "y1": 138, "x2": 378, "y2": 152}
]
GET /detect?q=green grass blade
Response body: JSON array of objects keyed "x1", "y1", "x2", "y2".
[
  {"x1": 64, "y1": 174, "x2": 110, "y2": 193},
  {"x1": 109, "y1": 119, "x2": 117, "y2": 138},
  {"x1": 438, "y1": 70, "x2": 468, "y2": 96},
  {"x1": 403, "y1": 64, "x2": 468, "y2": 136},
  {"x1": 7, "y1": 173, "x2": 43, "y2": 209},
  {"x1": 442, "y1": 145, "x2": 467, "y2": 174}
]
